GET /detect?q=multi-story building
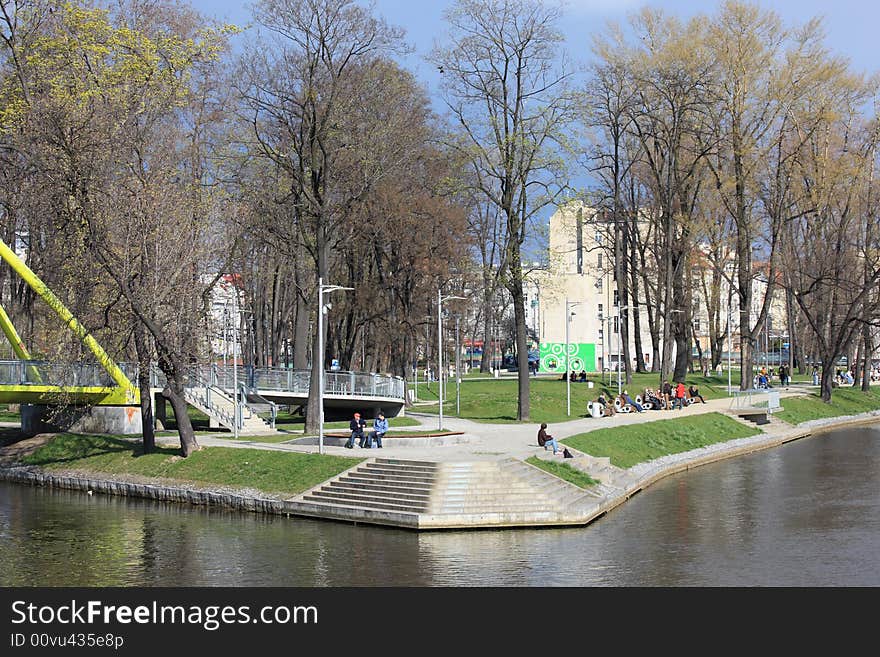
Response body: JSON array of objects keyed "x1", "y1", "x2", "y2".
[{"x1": 533, "y1": 200, "x2": 785, "y2": 375}]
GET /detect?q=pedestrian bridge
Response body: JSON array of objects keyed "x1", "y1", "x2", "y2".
[{"x1": 0, "y1": 360, "x2": 407, "y2": 429}]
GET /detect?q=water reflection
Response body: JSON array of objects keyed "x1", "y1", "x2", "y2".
[{"x1": 2, "y1": 425, "x2": 879, "y2": 586}]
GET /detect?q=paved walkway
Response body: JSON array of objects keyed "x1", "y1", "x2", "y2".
[{"x1": 156, "y1": 387, "x2": 809, "y2": 463}]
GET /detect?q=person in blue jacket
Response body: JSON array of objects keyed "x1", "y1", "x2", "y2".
[{"x1": 368, "y1": 411, "x2": 388, "y2": 449}]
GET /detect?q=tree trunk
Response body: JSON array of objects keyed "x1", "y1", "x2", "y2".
[
  {"x1": 134, "y1": 326, "x2": 154, "y2": 454},
  {"x1": 305, "y1": 229, "x2": 329, "y2": 434},
  {"x1": 511, "y1": 279, "x2": 530, "y2": 421},
  {"x1": 479, "y1": 292, "x2": 492, "y2": 373},
  {"x1": 819, "y1": 365, "x2": 834, "y2": 402}
]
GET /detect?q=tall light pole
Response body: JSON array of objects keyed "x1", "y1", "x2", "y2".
[
  {"x1": 455, "y1": 315, "x2": 461, "y2": 416},
  {"x1": 615, "y1": 305, "x2": 634, "y2": 397},
  {"x1": 232, "y1": 289, "x2": 239, "y2": 440},
  {"x1": 438, "y1": 290, "x2": 465, "y2": 431},
  {"x1": 727, "y1": 295, "x2": 732, "y2": 394},
  {"x1": 565, "y1": 298, "x2": 580, "y2": 416},
  {"x1": 317, "y1": 277, "x2": 353, "y2": 455}
]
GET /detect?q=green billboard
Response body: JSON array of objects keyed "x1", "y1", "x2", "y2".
[{"x1": 538, "y1": 342, "x2": 596, "y2": 373}]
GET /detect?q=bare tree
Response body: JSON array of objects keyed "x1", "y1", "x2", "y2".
[{"x1": 433, "y1": 0, "x2": 574, "y2": 420}]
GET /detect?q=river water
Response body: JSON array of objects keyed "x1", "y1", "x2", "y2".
[{"x1": 2, "y1": 425, "x2": 879, "y2": 586}]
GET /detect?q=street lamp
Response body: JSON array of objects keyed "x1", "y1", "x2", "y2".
[
  {"x1": 438, "y1": 290, "x2": 466, "y2": 431},
  {"x1": 231, "y1": 290, "x2": 240, "y2": 440},
  {"x1": 616, "y1": 305, "x2": 636, "y2": 397},
  {"x1": 727, "y1": 295, "x2": 732, "y2": 394},
  {"x1": 318, "y1": 277, "x2": 353, "y2": 455},
  {"x1": 565, "y1": 298, "x2": 580, "y2": 416}
]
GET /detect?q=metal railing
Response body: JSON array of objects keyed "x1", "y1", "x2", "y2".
[
  {"x1": 0, "y1": 360, "x2": 114, "y2": 387},
  {"x1": 0, "y1": 360, "x2": 406, "y2": 401},
  {"x1": 729, "y1": 388, "x2": 782, "y2": 413}
]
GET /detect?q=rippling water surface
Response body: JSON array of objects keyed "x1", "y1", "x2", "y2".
[{"x1": 2, "y1": 425, "x2": 879, "y2": 586}]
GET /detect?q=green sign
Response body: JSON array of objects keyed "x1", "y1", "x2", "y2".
[{"x1": 538, "y1": 342, "x2": 596, "y2": 373}]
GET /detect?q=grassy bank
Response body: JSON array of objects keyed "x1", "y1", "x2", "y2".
[
  {"x1": 412, "y1": 373, "x2": 735, "y2": 423},
  {"x1": 525, "y1": 456, "x2": 599, "y2": 488},
  {"x1": 561, "y1": 412, "x2": 761, "y2": 469},
  {"x1": 20, "y1": 433, "x2": 361, "y2": 496},
  {"x1": 775, "y1": 386, "x2": 880, "y2": 425}
]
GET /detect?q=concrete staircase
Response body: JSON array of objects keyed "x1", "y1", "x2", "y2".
[
  {"x1": 183, "y1": 385, "x2": 275, "y2": 435},
  {"x1": 289, "y1": 457, "x2": 598, "y2": 529},
  {"x1": 291, "y1": 458, "x2": 435, "y2": 528}
]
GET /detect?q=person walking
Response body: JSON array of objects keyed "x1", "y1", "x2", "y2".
[
  {"x1": 537, "y1": 423, "x2": 562, "y2": 455},
  {"x1": 370, "y1": 411, "x2": 388, "y2": 449},
  {"x1": 345, "y1": 412, "x2": 367, "y2": 449}
]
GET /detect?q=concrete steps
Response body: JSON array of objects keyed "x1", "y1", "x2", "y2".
[
  {"x1": 297, "y1": 458, "x2": 439, "y2": 516},
  {"x1": 183, "y1": 386, "x2": 275, "y2": 435},
  {"x1": 289, "y1": 456, "x2": 601, "y2": 528}
]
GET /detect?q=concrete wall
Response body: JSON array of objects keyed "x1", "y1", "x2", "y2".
[{"x1": 21, "y1": 404, "x2": 142, "y2": 435}]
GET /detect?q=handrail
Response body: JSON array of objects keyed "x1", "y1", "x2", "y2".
[{"x1": 0, "y1": 360, "x2": 407, "y2": 401}]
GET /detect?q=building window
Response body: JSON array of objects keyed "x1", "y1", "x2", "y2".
[
  {"x1": 597, "y1": 253, "x2": 603, "y2": 270},
  {"x1": 598, "y1": 328, "x2": 604, "y2": 342},
  {"x1": 614, "y1": 316, "x2": 619, "y2": 333},
  {"x1": 596, "y1": 231, "x2": 602, "y2": 244},
  {"x1": 694, "y1": 318, "x2": 701, "y2": 333},
  {"x1": 598, "y1": 303, "x2": 603, "y2": 320},
  {"x1": 596, "y1": 277, "x2": 602, "y2": 291},
  {"x1": 613, "y1": 289, "x2": 619, "y2": 307}
]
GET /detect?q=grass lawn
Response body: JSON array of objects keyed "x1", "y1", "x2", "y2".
[
  {"x1": 20, "y1": 433, "x2": 361, "y2": 496},
  {"x1": 411, "y1": 372, "x2": 736, "y2": 423},
  {"x1": 774, "y1": 386, "x2": 880, "y2": 425},
  {"x1": 0, "y1": 404, "x2": 20, "y2": 422},
  {"x1": 561, "y1": 412, "x2": 761, "y2": 469},
  {"x1": 162, "y1": 405, "x2": 215, "y2": 431},
  {"x1": 525, "y1": 456, "x2": 598, "y2": 488}
]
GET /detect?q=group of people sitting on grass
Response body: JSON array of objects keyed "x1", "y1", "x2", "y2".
[
  {"x1": 559, "y1": 370, "x2": 587, "y2": 382},
  {"x1": 589, "y1": 380, "x2": 707, "y2": 417}
]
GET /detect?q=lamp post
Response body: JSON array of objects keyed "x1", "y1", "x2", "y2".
[
  {"x1": 615, "y1": 305, "x2": 635, "y2": 397},
  {"x1": 438, "y1": 290, "x2": 465, "y2": 431},
  {"x1": 231, "y1": 291, "x2": 239, "y2": 440},
  {"x1": 317, "y1": 277, "x2": 353, "y2": 455},
  {"x1": 565, "y1": 298, "x2": 580, "y2": 416},
  {"x1": 455, "y1": 315, "x2": 461, "y2": 416},
  {"x1": 727, "y1": 295, "x2": 732, "y2": 394}
]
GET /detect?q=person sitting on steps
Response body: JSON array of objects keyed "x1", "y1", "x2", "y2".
[{"x1": 537, "y1": 423, "x2": 562, "y2": 455}]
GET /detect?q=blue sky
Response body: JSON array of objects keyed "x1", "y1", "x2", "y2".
[
  {"x1": 189, "y1": 0, "x2": 877, "y2": 236},
  {"x1": 190, "y1": 0, "x2": 878, "y2": 84}
]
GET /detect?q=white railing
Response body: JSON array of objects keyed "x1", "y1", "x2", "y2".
[
  {"x1": 729, "y1": 388, "x2": 782, "y2": 413},
  {"x1": 0, "y1": 360, "x2": 406, "y2": 401}
]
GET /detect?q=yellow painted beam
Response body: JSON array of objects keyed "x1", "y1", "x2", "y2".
[
  {"x1": 0, "y1": 238, "x2": 136, "y2": 403},
  {"x1": 0, "y1": 303, "x2": 32, "y2": 359},
  {"x1": 0, "y1": 385, "x2": 138, "y2": 405}
]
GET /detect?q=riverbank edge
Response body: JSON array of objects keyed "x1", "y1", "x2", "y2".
[{"x1": 2, "y1": 410, "x2": 879, "y2": 530}]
